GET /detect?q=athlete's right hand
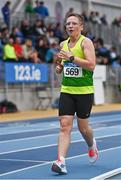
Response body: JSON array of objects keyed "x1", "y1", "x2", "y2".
[{"x1": 56, "y1": 63, "x2": 63, "y2": 74}]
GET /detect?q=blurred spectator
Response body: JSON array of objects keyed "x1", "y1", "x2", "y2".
[
  {"x1": 89, "y1": 11, "x2": 101, "y2": 24},
  {"x1": 13, "y1": 37, "x2": 24, "y2": 61},
  {"x1": 1, "y1": 27, "x2": 10, "y2": 45},
  {"x1": 33, "y1": 0, "x2": 40, "y2": 18},
  {"x1": 45, "y1": 41, "x2": 59, "y2": 63},
  {"x1": 0, "y1": 31, "x2": 4, "y2": 60},
  {"x1": 3, "y1": 37, "x2": 17, "y2": 62},
  {"x1": 10, "y1": 26, "x2": 24, "y2": 41},
  {"x1": 35, "y1": 36, "x2": 48, "y2": 62},
  {"x1": 1, "y1": 1, "x2": 11, "y2": 29},
  {"x1": 109, "y1": 46, "x2": 118, "y2": 65},
  {"x1": 46, "y1": 23, "x2": 54, "y2": 32},
  {"x1": 65, "y1": 8, "x2": 74, "y2": 18},
  {"x1": 25, "y1": 0, "x2": 34, "y2": 14},
  {"x1": 22, "y1": 39, "x2": 40, "y2": 63},
  {"x1": 92, "y1": 38, "x2": 99, "y2": 63},
  {"x1": 25, "y1": 0, "x2": 35, "y2": 23},
  {"x1": 112, "y1": 16, "x2": 121, "y2": 27},
  {"x1": 20, "y1": 20, "x2": 32, "y2": 39},
  {"x1": 32, "y1": 19, "x2": 46, "y2": 37},
  {"x1": 89, "y1": 11, "x2": 95, "y2": 23},
  {"x1": 87, "y1": 29, "x2": 95, "y2": 41},
  {"x1": 34, "y1": 1, "x2": 49, "y2": 19},
  {"x1": 100, "y1": 14, "x2": 108, "y2": 25},
  {"x1": 95, "y1": 12, "x2": 101, "y2": 24},
  {"x1": 53, "y1": 22, "x2": 64, "y2": 43},
  {"x1": 96, "y1": 38, "x2": 109, "y2": 65},
  {"x1": 112, "y1": 56, "x2": 121, "y2": 67},
  {"x1": 81, "y1": 11, "x2": 88, "y2": 22},
  {"x1": 47, "y1": 30, "x2": 59, "y2": 45}
]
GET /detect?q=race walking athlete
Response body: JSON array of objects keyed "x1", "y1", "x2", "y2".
[{"x1": 51, "y1": 13, "x2": 99, "y2": 175}]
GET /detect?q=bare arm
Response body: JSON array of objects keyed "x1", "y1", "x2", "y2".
[
  {"x1": 74, "y1": 37, "x2": 96, "y2": 71},
  {"x1": 55, "y1": 41, "x2": 64, "y2": 74}
]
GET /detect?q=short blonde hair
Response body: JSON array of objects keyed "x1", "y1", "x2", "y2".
[{"x1": 65, "y1": 13, "x2": 84, "y2": 25}]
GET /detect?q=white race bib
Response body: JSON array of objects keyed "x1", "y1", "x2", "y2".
[{"x1": 64, "y1": 66, "x2": 82, "y2": 77}]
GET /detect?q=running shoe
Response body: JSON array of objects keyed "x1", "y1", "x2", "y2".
[
  {"x1": 51, "y1": 160, "x2": 67, "y2": 175},
  {"x1": 88, "y1": 138, "x2": 99, "y2": 163}
]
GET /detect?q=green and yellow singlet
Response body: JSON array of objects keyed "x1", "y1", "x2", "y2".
[{"x1": 61, "y1": 35, "x2": 94, "y2": 94}]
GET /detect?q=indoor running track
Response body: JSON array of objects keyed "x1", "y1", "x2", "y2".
[{"x1": 0, "y1": 111, "x2": 121, "y2": 179}]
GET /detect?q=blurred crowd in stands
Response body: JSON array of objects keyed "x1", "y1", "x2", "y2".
[{"x1": 0, "y1": 0, "x2": 121, "y2": 67}]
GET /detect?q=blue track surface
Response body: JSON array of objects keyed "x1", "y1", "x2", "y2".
[{"x1": 0, "y1": 111, "x2": 121, "y2": 179}]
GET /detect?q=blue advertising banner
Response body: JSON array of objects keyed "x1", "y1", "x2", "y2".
[{"x1": 5, "y1": 63, "x2": 49, "y2": 83}]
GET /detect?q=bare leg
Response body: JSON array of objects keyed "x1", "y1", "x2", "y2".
[
  {"x1": 58, "y1": 116, "x2": 74, "y2": 158},
  {"x1": 77, "y1": 118, "x2": 93, "y2": 148}
]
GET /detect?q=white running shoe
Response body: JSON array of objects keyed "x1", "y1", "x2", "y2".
[
  {"x1": 88, "y1": 138, "x2": 99, "y2": 164},
  {"x1": 51, "y1": 160, "x2": 67, "y2": 175}
]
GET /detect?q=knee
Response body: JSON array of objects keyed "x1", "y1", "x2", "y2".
[
  {"x1": 79, "y1": 126, "x2": 92, "y2": 136},
  {"x1": 60, "y1": 123, "x2": 72, "y2": 134}
]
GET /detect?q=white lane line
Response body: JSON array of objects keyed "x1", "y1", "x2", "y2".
[
  {"x1": 0, "y1": 158, "x2": 48, "y2": 163},
  {"x1": 90, "y1": 167, "x2": 121, "y2": 180},
  {"x1": 0, "y1": 146, "x2": 120, "y2": 177},
  {"x1": 0, "y1": 125, "x2": 59, "y2": 135},
  {"x1": 0, "y1": 133, "x2": 120, "y2": 155},
  {"x1": 0, "y1": 125, "x2": 120, "y2": 144}
]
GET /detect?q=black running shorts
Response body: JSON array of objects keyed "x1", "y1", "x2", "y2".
[{"x1": 59, "y1": 92, "x2": 94, "y2": 119}]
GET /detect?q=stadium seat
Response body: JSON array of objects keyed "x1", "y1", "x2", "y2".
[{"x1": 36, "y1": 86, "x2": 52, "y2": 110}]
